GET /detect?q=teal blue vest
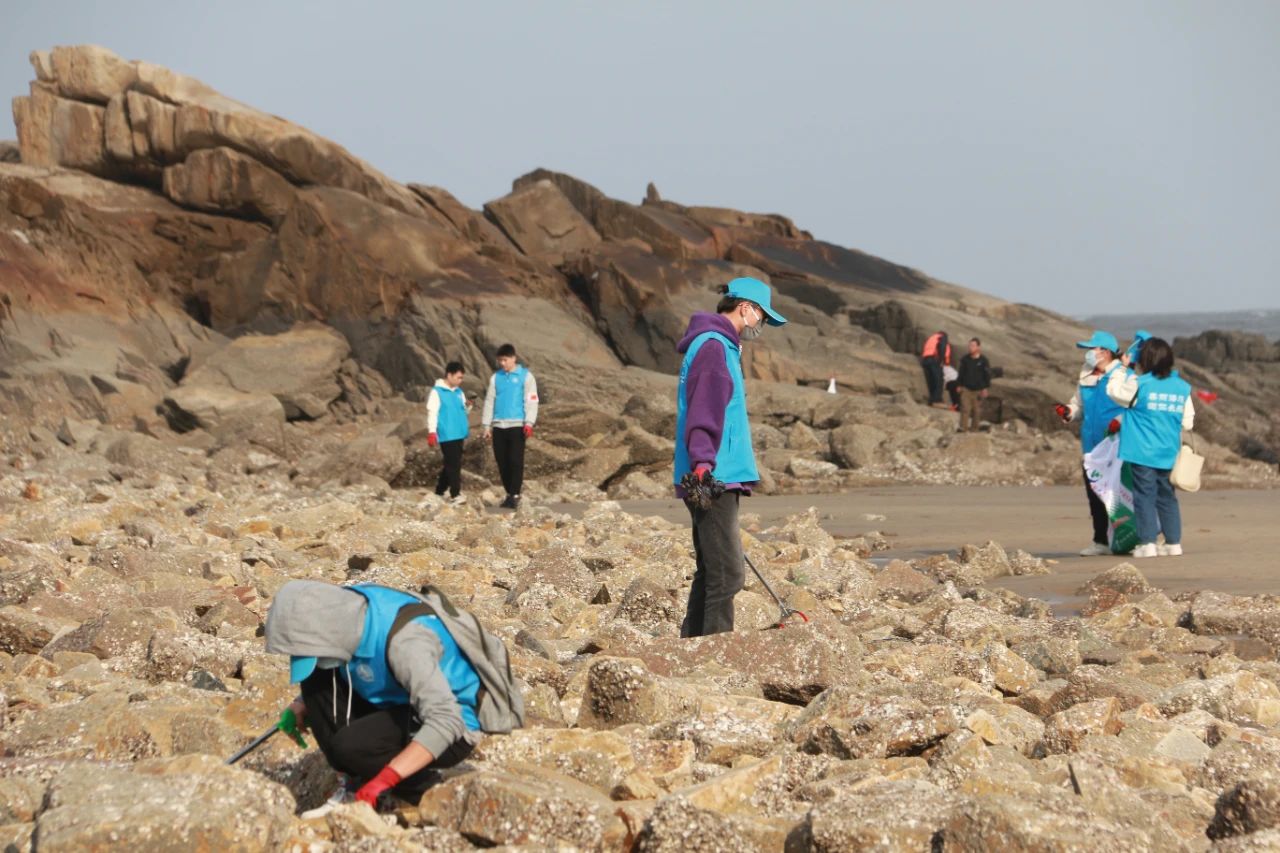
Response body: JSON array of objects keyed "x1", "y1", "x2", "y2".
[
  {"x1": 493, "y1": 366, "x2": 528, "y2": 422},
  {"x1": 433, "y1": 385, "x2": 469, "y2": 442},
  {"x1": 1079, "y1": 379, "x2": 1125, "y2": 453},
  {"x1": 346, "y1": 585, "x2": 480, "y2": 731},
  {"x1": 673, "y1": 331, "x2": 759, "y2": 485},
  {"x1": 1119, "y1": 371, "x2": 1191, "y2": 470}
]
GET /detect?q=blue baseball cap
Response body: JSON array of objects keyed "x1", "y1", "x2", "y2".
[
  {"x1": 1076, "y1": 330, "x2": 1119, "y2": 352},
  {"x1": 726, "y1": 277, "x2": 787, "y2": 326},
  {"x1": 290, "y1": 655, "x2": 318, "y2": 683}
]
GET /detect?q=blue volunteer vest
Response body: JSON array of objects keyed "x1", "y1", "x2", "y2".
[
  {"x1": 346, "y1": 584, "x2": 480, "y2": 731},
  {"x1": 1118, "y1": 371, "x2": 1191, "y2": 470},
  {"x1": 433, "y1": 385, "x2": 469, "y2": 442},
  {"x1": 1078, "y1": 379, "x2": 1125, "y2": 453},
  {"x1": 493, "y1": 365, "x2": 529, "y2": 422},
  {"x1": 673, "y1": 331, "x2": 760, "y2": 485}
]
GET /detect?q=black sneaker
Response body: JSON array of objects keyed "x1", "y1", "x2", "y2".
[
  {"x1": 499, "y1": 495, "x2": 516, "y2": 509},
  {"x1": 511, "y1": 495, "x2": 521, "y2": 510}
]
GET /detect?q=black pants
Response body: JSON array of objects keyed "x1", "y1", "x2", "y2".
[
  {"x1": 434, "y1": 439, "x2": 463, "y2": 498},
  {"x1": 921, "y1": 358, "x2": 944, "y2": 404},
  {"x1": 682, "y1": 490, "x2": 745, "y2": 638},
  {"x1": 1083, "y1": 464, "x2": 1109, "y2": 546},
  {"x1": 300, "y1": 669, "x2": 474, "y2": 796},
  {"x1": 946, "y1": 380, "x2": 961, "y2": 408},
  {"x1": 491, "y1": 427, "x2": 526, "y2": 496}
]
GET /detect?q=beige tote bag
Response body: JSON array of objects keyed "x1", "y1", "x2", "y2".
[{"x1": 1170, "y1": 437, "x2": 1204, "y2": 492}]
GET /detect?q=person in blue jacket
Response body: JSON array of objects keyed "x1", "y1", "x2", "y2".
[
  {"x1": 482, "y1": 344, "x2": 539, "y2": 510},
  {"x1": 265, "y1": 580, "x2": 482, "y2": 815},
  {"x1": 1058, "y1": 331, "x2": 1126, "y2": 556},
  {"x1": 427, "y1": 361, "x2": 470, "y2": 505},
  {"x1": 673, "y1": 276, "x2": 786, "y2": 637},
  {"x1": 1105, "y1": 337, "x2": 1195, "y2": 558}
]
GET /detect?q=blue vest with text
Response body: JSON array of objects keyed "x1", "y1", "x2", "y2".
[
  {"x1": 493, "y1": 366, "x2": 529, "y2": 422},
  {"x1": 673, "y1": 331, "x2": 760, "y2": 485},
  {"x1": 434, "y1": 385, "x2": 469, "y2": 443},
  {"x1": 1078, "y1": 379, "x2": 1125, "y2": 453},
  {"x1": 346, "y1": 584, "x2": 480, "y2": 731},
  {"x1": 1118, "y1": 371, "x2": 1190, "y2": 470}
]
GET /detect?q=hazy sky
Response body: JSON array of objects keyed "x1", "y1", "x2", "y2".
[{"x1": 4, "y1": 2, "x2": 1278, "y2": 315}]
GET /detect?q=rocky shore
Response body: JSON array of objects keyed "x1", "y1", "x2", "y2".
[{"x1": 4, "y1": 434, "x2": 1280, "y2": 850}]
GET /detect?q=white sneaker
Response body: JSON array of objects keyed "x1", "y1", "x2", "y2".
[
  {"x1": 300, "y1": 774, "x2": 356, "y2": 819},
  {"x1": 1158, "y1": 543, "x2": 1183, "y2": 557},
  {"x1": 449, "y1": 494, "x2": 467, "y2": 506},
  {"x1": 1079, "y1": 543, "x2": 1111, "y2": 557},
  {"x1": 1131, "y1": 543, "x2": 1158, "y2": 559}
]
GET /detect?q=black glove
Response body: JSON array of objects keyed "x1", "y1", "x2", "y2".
[{"x1": 680, "y1": 468, "x2": 725, "y2": 511}]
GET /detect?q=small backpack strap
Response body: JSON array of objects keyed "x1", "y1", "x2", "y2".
[{"x1": 385, "y1": 602, "x2": 435, "y2": 666}]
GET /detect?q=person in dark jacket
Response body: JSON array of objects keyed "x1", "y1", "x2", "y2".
[
  {"x1": 673, "y1": 277, "x2": 786, "y2": 637},
  {"x1": 920, "y1": 331, "x2": 952, "y2": 407},
  {"x1": 265, "y1": 581, "x2": 482, "y2": 816},
  {"x1": 956, "y1": 338, "x2": 992, "y2": 432}
]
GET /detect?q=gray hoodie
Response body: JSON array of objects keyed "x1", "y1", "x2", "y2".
[{"x1": 264, "y1": 580, "x2": 471, "y2": 760}]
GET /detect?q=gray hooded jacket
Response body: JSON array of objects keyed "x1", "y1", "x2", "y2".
[{"x1": 264, "y1": 580, "x2": 472, "y2": 759}]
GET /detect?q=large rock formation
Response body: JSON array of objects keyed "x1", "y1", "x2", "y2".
[{"x1": 2, "y1": 44, "x2": 1276, "y2": 492}]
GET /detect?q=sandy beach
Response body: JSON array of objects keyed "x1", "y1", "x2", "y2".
[{"x1": 557, "y1": 486, "x2": 1280, "y2": 610}]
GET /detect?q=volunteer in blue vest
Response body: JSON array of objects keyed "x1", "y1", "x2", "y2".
[
  {"x1": 427, "y1": 361, "x2": 471, "y2": 505},
  {"x1": 481, "y1": 343, "x2": 538, "y2": 510},
  {"x1": 674, "y1": 277, "x2": 786, "y2": 637},
  {"x1": 1104, "y1": 337, "x2": 1195, "y2": 558},
  {"x1": 264, "y1": 580, "x2": 482, "y2": 816},
  {"x1": 920, "y1": 331, "x2": 952, "y2": 408},
  {"x1": 1056, "y1": 330, "x2": 1126, "y2": 556}
]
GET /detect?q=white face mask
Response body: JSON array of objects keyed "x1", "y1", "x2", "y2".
[
  {"x1": 1083, "y1": 349, "x2": 1099, "y2": 370},
  {"x1": 741, "y1": 304, "x2": 764, "y2": 341}
]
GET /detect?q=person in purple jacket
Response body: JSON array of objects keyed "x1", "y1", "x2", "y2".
[{"x1": 673, "y1": 277, "x2": 787, "y2": 637}]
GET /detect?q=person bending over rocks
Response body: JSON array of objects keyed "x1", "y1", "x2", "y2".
[
  {"x1": 265, "y1": 580, "x2": 483, "y2": 816},
  {"x1": 674, "y1": 277, "x2": 786, "y2": 637}
]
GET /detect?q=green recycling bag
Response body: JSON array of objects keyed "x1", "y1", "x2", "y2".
[{"x1": 1084, "y1": 433, "x2": 1139, "y2": 555}]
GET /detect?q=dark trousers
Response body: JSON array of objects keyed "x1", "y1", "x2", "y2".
[
  {"x1": 491, "y1": 427, "x2": 526, "y2": 496},
  {"x1": 1130, "y1": 463, "x2": 1181, "y2": 545},
  {"x1": 434, "y1": 439, "x2": 463, "y2": 498},
  {"x1": 946, "y1": 380, "x2": 961, "y2": 408},
  {"x1": 1083, "y1": 464, "x2": 1109, "y2": 546},
  {"x1": 921, "y1": 358, "x2": 944, "y2": 404},
  {"x1": 300, "y1": 669, "x2": 474, "y2": 796},
  {"x1": 682, "y1": 490, "x2": 745, "y2": 638}
]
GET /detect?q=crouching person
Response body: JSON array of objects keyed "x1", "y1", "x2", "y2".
[{"x1": 265, "y1": 580, "x2": 502, "y2": 816}]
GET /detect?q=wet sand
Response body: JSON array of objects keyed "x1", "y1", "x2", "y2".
[{"x1": 558, "y1": 486, "x2": 1280, "y2": 606}]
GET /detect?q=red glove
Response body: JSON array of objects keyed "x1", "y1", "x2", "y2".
[
  {"x1": 523, "y1": 425, "x2": 534, "y2": 438},
  {"x1": 1053, "y1": 404, "x2": 1069, "y2": 422},
  {"x1": 427, "y1": 433, "x2": 438, "y2": 448},
  {"x1": 694, "y1": 464, "x2": 712, "y2": 479},
  {"x1": 1106, "y1": 418, "x2": 1121, "y2": 435},
  {"x1": 355, "y1": 765, "x2": 402, "y2": 808}
]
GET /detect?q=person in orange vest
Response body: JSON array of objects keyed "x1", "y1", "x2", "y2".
[{"x1": 920, "y1": 331, "x2": 952, "y2": 408}]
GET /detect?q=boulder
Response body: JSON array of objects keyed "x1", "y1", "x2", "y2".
[
  {"x1": 164, "y1": 384, "x2": 286, "y2": 436},
  {"x1": 32, "y1": 757, "x2": 295, "y2": 850},
  {"x1": 829, "y1": 423, "x2": 887, "y2": 469},
  {"x1": 163, "y1": 146, "x2": 297, "y2": 224},
  {"x1": 483, "y1": 180, "x2": 601, "y2": 257},
  {"x1": 418, "y1": 764, "x2": 628, "y2": 850},
  {"x1": 1209, "y1": 776, "x2": 1280, "y2": 840}
]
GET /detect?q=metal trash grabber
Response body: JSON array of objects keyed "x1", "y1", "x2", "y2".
[
  {"x1": 744, "y1": 553, "x2": 809, "y2": 629},
  {"x1": 225, "y1": 725, "x2": 279, "y2": 765}
]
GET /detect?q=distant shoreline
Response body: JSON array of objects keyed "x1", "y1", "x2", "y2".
[{"x1": 1080, "y1": 308, "x2": 1280, "y2": 341}]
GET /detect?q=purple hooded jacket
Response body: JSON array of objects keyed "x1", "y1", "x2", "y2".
[{"x1": 675, "y1": 311, "x2": 753, "y2": 495}]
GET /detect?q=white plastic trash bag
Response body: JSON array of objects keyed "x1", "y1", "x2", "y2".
[{"x1": 1083, "y1": 433, "x2": 1139, "y2": 554}]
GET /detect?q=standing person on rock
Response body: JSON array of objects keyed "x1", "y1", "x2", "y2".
[
  {"x1": 427, "y1": 361, "x2": 470, "y2": 505},
  {"x1": 920, "y1": 330, "x2": 952, "y2": 408},
  {"x1": 674, "y1": 277, "x2": 786, "y2": 638},
  {"x1": 1057, "y1": 331, "x2": 1126, "y2": 556},
  {"x1": 481, "y1": 343, "x2": 538, "y2": 510},
  {"x1": 1104, "y1": 337, "x2": 1195, "y2": 558},
  {"x1": 956, "y1": 337, "x2": 992, "y2": 432},
  {"x1": 264, "y1": 580, "x2": 484, "y2": 816}
]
